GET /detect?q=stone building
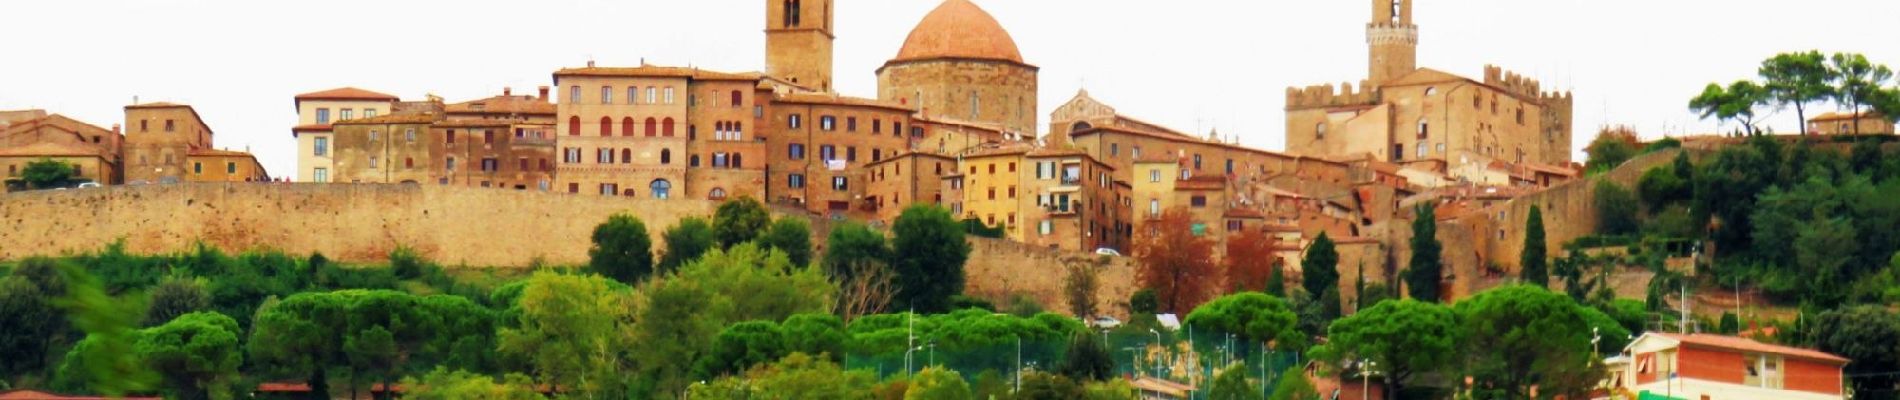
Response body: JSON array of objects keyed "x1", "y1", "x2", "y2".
[
  {"x1": 292, "y1": 87, "x2": 399, "y2": 183},
  {"x1": 124, "y1": 102, "x2": 269, "y2": 183},
  {"x1": 183, "y1": 148, "x2": 270, "y2": 183},
  {"x1": 950, "y1": 144, "x2": 1122, "y2": 252},
  {"x1": 330, "y1": 112, "x2": 439, "y2": 184},
  {"x1": 1284, "y1": 0, "x2": 1573, "y2": 168},
  {"x1": 764, "y1": 0, "x2": 834, "y2": 92},
  {"x1": 432, "y1": 119, "x2": 555, "y2": 190},
  {"x1": 763, "y1": 92, "x2": 916, "y2": 217},
  {"x1": 863, "y1": 150, "x2": 955, "y2": 225},
  {"x1": 0, "y1": 113, "x2": 123, "y2": 187},
  {"x1": 1807, "y1": 111, "x2": 1894, "y2": 135},
  {"x1": 445, "y1": 87, "x2": 556, "y2": 124},
  {"x1": 550, "y1": 64, "x2": 759, "y2": 198},
  {"x1": 877, "y1": 0, "x2": 1038, "y2": 136}
]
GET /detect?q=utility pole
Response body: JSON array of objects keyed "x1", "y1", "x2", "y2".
[{"x1": 1679, "y1": 283, "x2": 1690, "y2": 333}]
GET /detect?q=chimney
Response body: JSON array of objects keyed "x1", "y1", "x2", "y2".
[
  {"x1": 111, "y1": 124, "x2": 120, "y2": 134},
  {"x1": 538, "y1": 86, "x2": 550, "y2": 101},
  {"x1": 503, "y1": 87, "x2": 512, "y2": 96},
  {"x1": 586, "y1": 60, "x2": 595, "y2": 68}
]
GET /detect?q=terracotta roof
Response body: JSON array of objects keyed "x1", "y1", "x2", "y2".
[
  {"x1": 865, "y1": 150, "x2": 955, "y2": 167},
  {"x1": 1174, "y1": 177, "x2": 1226, "y2": 191},
  {"x1": 1134, "y1": 153, "x2": 1183, "y2": 164},
  {"x1": 890, "y1": 0, "x2": 1027, "y2": 65},
  {"x1": 1654, "y1": 333, "x2": 1848, "y2": 364},
  {"x1": 1070, "y1": 125, "x2": 1301, "y2": 163},
  {"x1": 963, "y1": 143, "x2": 1035, "y2": 158},
  {"x1": 773, "y1": 93, "x2": 915, "y2": 112},
  {"x1": 0, "y1": 390, "x2": 159, "y2": 400},
  {"x1": 1810, "y1": 111, "x2": 1886, "y2": 122},
  {"x1": 1026, "y1": 147, "x2": 1089, "y2": 158},
  {"x1": 189, "y1": 148, "x2": 259, "y2": 158},
  {"x1": 446, "y1": 95, "x2": 555, "y2": 116},
  {"x1": 0, "y1": 141, "x2": 109, "y2": 158},
  {"x1": 124, "y1": 102, "x2": 189, "y2": 109},
  {"x1": 1333, "y1": 236, "x2": 1380, "y2": 245},
  {"x1": 293, "y1": 87, "x2": 398, "y2": 110},
  {"x1": 553, "y1": 65, "x2": 761, "y2": 81},
  {"x1": 291, "y1": 123, "x2": 331, "y2": 132},
  {"x1": 254, "y1": 383, "x2": 313, "y2": 392},
  {"x1": 333, "y1": 112, "x2": 440, "y2": 125}
]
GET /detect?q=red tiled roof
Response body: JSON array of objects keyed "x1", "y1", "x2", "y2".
[
  {"x1": 774, "y1": 93, "x2": 915, "y2": 112},
  {"x1": 1174, "y1": 178, "x2": 1226, "y2": 191},
  {"x1": 255, "y1": 383, "x2": 312, "y2": 392},
  {"x1": 293, "y1": 87, "x2": 399, "y2": 110},
  {"x1": 0, "y1": 390, "x2": 159, "y2": 400},
  {"x1": 1655, "y1": 333, "x2": 1849, "y2": 364},
  {"x1": 0, "y1": 141, "x2": 109, "y2": 158},
  {"x1": 124, "y1": 102, "x2": 189, "y2": 109},
  {"x1": 333, "y1": 112, "x2": 440, "y2": 125},
  {"x1": 553, "y1": 65, "x2": 761, "y2": 81},
  {"x1": 446, "y1": 95, "x2": 555, "y2": 116},
  {"x1": 891, "y1": 0, "x2": 1025, "y2": 65}
]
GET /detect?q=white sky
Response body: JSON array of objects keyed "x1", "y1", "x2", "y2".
[{"x1": 2, "y1": 0, "x2": 1896, "y2": 177}]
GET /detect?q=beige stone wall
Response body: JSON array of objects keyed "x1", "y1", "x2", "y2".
[
  {"x1": 764, "y1": 0, "x2": 834, "y2": 91},
  {"x1": 333, "y1": 122, "x2": 435, "y2": 184},
  {"x1": 962, "y1": 238, "x2": 1140, "y2": 319},
  {"x1": 124, "y1": 106, "x2": 212, "y2": 184},
  {"x1": 185, "y1": 155, "x2": 268, "y2": 183},
  {"x1": 877, "y1": 59, "x2": 1038, "y2": 134},
  {"x1": 0, "y1": 155, "x2": 112, "y2": 186}
]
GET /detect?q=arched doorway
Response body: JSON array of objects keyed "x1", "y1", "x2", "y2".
[{"x1": 650, "y1": 179, "x2": 672, "y2": 200}]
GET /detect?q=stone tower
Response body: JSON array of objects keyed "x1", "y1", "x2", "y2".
[
  {"x1": 765, "y1": 0, "x2": 834, "y2": 92},
  {"x1": 1367, "y1": 0, "x2": 1418, "y2": 86}
]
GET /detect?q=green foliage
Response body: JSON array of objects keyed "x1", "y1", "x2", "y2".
[
  {"x1": 1267, "y1": 367, "x2": 1318, "y2": 400},
  {"x1": 1718, "y1": 312, "x2": 1741, "y2": 334},
  {"x1": 1688, "y1": 80, "x2": 1770, "y2": 135},
  {"x1": 632, "y1": 243, "x2": 837, "y2": 396},
  {"x1": 904, "y1": 366, "x2": 971, "y2": 400},
  {"x1": 781, "y1": 313, "x2": 848, "y2": 361},
  {"x1": 1207, "y1": 364, "x2": 1264, "y2": 400},
  {"x1": 760, "y1": 218, "x2": 815, "y2": 267},
  {"x1": 389, "y1": 246, "x2": 430, "y2": 280},
  {"x1": 1830, "y1": 53, "x2": 1896, "y2": 136},
  {"x1": 970, "y1": 370, "x2": 1010, "y2": 400},
  {"x1": 1320, "y1": 299, "x2": 1459, "y2": 397},
  {"x1": 891, "y1": 205, "x2": 972, "y2": 313},
  {"x1": 495, "y1": 272, "x2": 633, "y2": 398},
  {"x1": 1185, "y1": 293, "x2": 1301, "y2": 350},
  {"x1": 1808, "y1": 306, "x2": 1900, "y2": 400},
  {"x1": 1641, "y1": 137, "x2": 1682, "y2": 153},
  {"x1": 1301, "y1": 232, "x2": 1339, "y2": 314},
  {"x1": 1637, "y1": 166, "x2": 1690, "y2": 211},
  {"x1": 714, "y1": 196, "x2": 773, "y2": 248},
  {"x1": 688, "y1": 352, "x2": 878, "y2": 400},
  {"x1": 137, "y1": 311, "x2": 242, "y2": 400},
  {"x1": 0, "y1": 275, "x2": 59, "y2": 377},
  {"x1": 1584, "y1": 128, "x2": 1640, "y2": 172},
  {"x1": 1404, "y1": 203, "x2": 1443, "y2": 302},
  {"x1": 948, "y1": 295, "x2": 995, "y2": 312},
  {"x1": 1520, "y1": 206, "x2": 1549, "y2": 288},
  {"x1": 399, "y1": 367, "x2": 545, "y2": 400},
  {"x1": 660, "y1": 217, "x2": 718, "y2": 273},
  {"x1": 824, "y1": 222, "x2": 890, "y2": 279},
  {"x1": 1761, "y1": 51, "x2": 1836, "y2": 135},
  {"x1": 961, "y1": 218, "x2": 1006, "y2": 238},
  {"x1": 142, "y1": 276, "x2": 210, "y2": 327},
  {"x1": 1004, "y1": 293, "x2": 1045, "y2": 318},
  {"x1": 1454, "y1": 285, "x2": 1601, "y2": 399},
  {"x1": 1265, "y1": 263, "x2": 1286, "y2": 297},
  {"x1": 1015, "y1": 371, "x2": 1084, "y2": 399},
  {"x1": 1129, "y1": 289, "x2": 1158, "y2": 315},
  {"x1": 1594, "y1": 180, "x2": 1640, "y2": 235},
  {"x1": 20, "y1": 158, "x2": 77, "y2": 189},
  {"x1": 589, "y1": 213, "x2": 655, "y2": 284},
  {"x1": 50, "y1": 259, "x2": 157, "y2": 396},
  {"x1": 1057, "y1": 332, "x2": 1114, "y2": 382},
  {"x1": 1064, "y1": 259, "x2": 1101, "y2": 318},
  {"x1": 696, "y1": 321, "x2": 789, "y2": 379},
  {"x1": 1084, "y1": 379, "x2": 1140, "y2": 400}
]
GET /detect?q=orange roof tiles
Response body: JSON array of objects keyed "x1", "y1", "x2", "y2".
[
  {"x1": 1654, "y1": 333, "x2": 1848, "y2": 364},
  {"x1": 0, "y1": 141, "x2": 108, "y2": 158},
  {"x1": 553, "y1": 65, "x2": 762, "y2": 82},
  {"x1": 189, "y1": 148, "x2": 259, "y2": 158},
  {"x1": 294, "y1": 87, "x2": 398, "y2": 102},
  {"x1": 333, "y1": 112, "x2": 440, "y2": 125},
  {"x1": 446, "y1": 95, "x2": 555, "y2": 116},
  {"x1": 773, "y1": 93, "x2": 915, "y2": 112},
  {"x1": 890, "y1": 0, "x2": 1026, "y2": 65}
]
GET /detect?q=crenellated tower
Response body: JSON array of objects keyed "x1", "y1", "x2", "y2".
[
  {"x1": 1367, "y1": 0, "x2": 1418, "y2": 87},
  {"x1": 765, "y1": 0, "x2": 834, "y2": 92}
]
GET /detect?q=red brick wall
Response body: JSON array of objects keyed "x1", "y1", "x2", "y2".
[
  {"x1": 1784, "y1": 358, "x2": 1843, "y2": 395},
  {"x1": 1679, "y1": 346, "x2": 1745, "y2": 384}
]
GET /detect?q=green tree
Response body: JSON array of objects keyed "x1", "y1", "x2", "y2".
[
  {"x1": 1057, "y1": 332, "x2": 1114, "y2": 382},
  {"x1": 1830, "y1": 52, "x2": 1895, "y2": 135},
  {"x1": 1302, "y1": 232, "x2": 1339, "y2": 311},
  {"x1": 891, "y1": 205, "x2": 971, "y2": 313},
  {"x1": 688, "y1": 352, "x2": 877, "y2": 400},
  {"x1": 714, "y1": 196, "x2": 773, "y2": 248},
  {"x1": 904, "y1": 366, "x2": 972, "y2": 400},
  {"x1": 0, "y1": 276, "x2": 59, "y2": 377},
  {"x1": 1637, "y1": 166, "x2": 1688, "y2": 210},
  {"x1": 1084, "y1": 380, "x2": 1140, "y2": 400},
  {"x1": 1717, "y1": 312, "x2": 1740, "y2": 335},
  {"x1": 1808, "y1": 306, "x2": 1900, "y2": 400},
  {"x1": 1320, "y1": 299, "x2": 1460, "y2": 398},
  {"x1": 659, "y1": 217, "x2": 718, "y2": 273},
  {"x1": 1129, "y1": 289, "x2": 1158, "y2": 315},
  {"x1": 495, "y1": 272, "x2": 634, "y2": 398},
  {"x1": 1760, "y1": 51, "x2": 1837, "y2": 135},
  {"x1": 1404, "y1": 203, "x2": 1443, "y2": 302},
  {"x1": 248, "y1": 292, "x2": 347, "y2": 399},
  {"x1": 51, "y1": 259, "x2": 157, "y2": 396},
  {"x1": 138, "y1": 311, "x2": 242, "y2": 400},
  {"x1": 760, "y1": 218, "x2": 815, "y2": 267},
  {"x1": 1015, "y1": 371, "x2": 1086, "y2": 400},
  {"x1": 1455, "y1": 285, "x2": 1600, "y2": 399},
  {"x1": 1584, "y1": 127, "x2": 1640, "y2": 172},
  {"x1": 20, "y1": 158, "x2": 76, "y2": 189},
  {"x1": 823, "y1": 222, "x2": 890, "y2": 279},
  {"x1": 1520, "y1": 206, "x2": 1549, "y2": 287},
  {"x1": 142, "y1": 276, "x2": 210, "y2": 327},
  {"x1": 780, "y1": 313, "x2": 847, "y2": 361},
  {"x1": 1689, "y1": 81, "x2": 1770, "y2": 135},
  {"x1": 1594, "y1": 180, "x2": 1639, "y2": 235},
  {"x1": 695, "y1": 321, "x2": 788, "y2": 379},
  {"x1": 1266, "y1": 367, "x2": 1318, "y2": 400},
  {"x1": 589, "y1": 213, "x2": 655, "y2": 284},
  {"x1": 633, "y1": 244, "x2": 836, "y2": 396},
  {"x1": 1186, "y1": 293, "x2": 1301, "y2": 350},
  {"x1": 1265, "y1": 262, "x2": 1286, "y2": 297},
  {"x1": 1064, "y1": 258, "x2": 1102, "y2": 319},
  {"x1": 400, "y1": 368, "x2": 545, "y2": 400},
  {"x1": 1207, "y1": 364, "x2": 1264, "y2": 400}
]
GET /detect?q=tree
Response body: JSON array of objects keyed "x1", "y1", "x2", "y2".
[
  {"x1": 51, "y1": 259, "x2": 157, "y2": 396},
  {"x1": 1016, "y1": 371, "x2": 1086, "y2": 400},
  {"x1": 760, "y1": 218, "x2": 815, "y2": 267},
  {"x1": 1584, "y1": 126, "x2": 1640, "y2": 172},
  {"x1": 1520, "y1": 206, "x2": 1549, "y2": 287},
  {"x1": 780, "y1": 313, "x2": 847, "y2": 361},
  {"x1": 634, "y1": 244, "x2": 836, "y2": 396},
  {"x1": 714, "y1": 196, "x2": 773, "y2": 248},
  {"x1": 1136, "y1": 208, "x2": 1220, "y2": 313},
  {"x1": 1403, "y1": 204, "x2": 1443, "y2": 302},
  {"x1": 589, "y1": 213, "x2": 654, "y2": 284},
  {"x1": 687, "y1": 352, "x2": 877, "y2": 399},
  {"x1": 1637, "y1": 166, "x2": 1689, "y2": 211},
  {"x1": 1267, "y1": 366, "x2": 1318, "y2": 400},
  {"x1": 1809, "y1": 306, "x2": 1900, "y2": 400},
  {"x1": 1207, "y1": 364, "x2": 1264, "y2": 400},
  {"x1": 1830, "y1": 52, "x2": 1895, "y2": 135},
  {"x1": 1225, "y1": 229, "x2": 1279, "y2": 293},
  {"x1": 1688, "y1": 81, "x2": 1769, "y2": 136},
  {"x1": 1594, "y1": 180, "x2": 1639, "y2": 235},
  {"x1": 400, "y1": 368, "x2": 545, "y2": 400},
  {"x1": 1265, "y1": 260, "x2": 1286, "y2": 297},
  {"x1": 1455, "y1": 285, "x2": 1600, "y2": 399},
  {"x1": 495, "y1": 272, "x2": 634, "y2": 398},
  {"x1": 1057, "y1": 332, "x2": 1114, "y2": 382},
  {"x1": 837, "y1": 259, "x2": 897, "y2": 322},
  {"x1": 904, "y1": 366, "x2": 971, "y2": 400},
  {"x1": 138, "y1": 311, "x2": 242, "y2": 400},
  {"x1": 694, "y1": 321, "x2": 788, "y2": 379},
  {"x1": 1064, "y1": 257, "x2": 1102, "y2": 318},
  {"x1": 823, "y1": 222, "x2": 890, "y2": 280},
  {"x1": 20, "y1": 158, "x2": 76, "y2": 189},
  {"x1": 1718, "y1": 312, "x2": 1741, "y2": 335},
  {"x1": 1760, "y1": 51, "x2": 1836, "y2": 135},
  {"x1": 659, "y1": 217, "x2": 718, "y2": 273},
  {"x1": 1302, "y1": 232, "x2": 1340, "y2": 315},
  {"x1": 1186, "y1": 293, "x2": 1301, "y2": 350},
  {"x1": 0, "y1": 276, "x2": 58, "y2": 377},
  {"x1": 890, "y1": 205, "x2": 971, "y2": 313},
  {"x1": 143, "y1": 276, "x2": 210, "y2": 327},
  {"x1": 1320, "y1": 299, "x2": 1460, "y2": 398},
  {"x1": 1084, "y1": 379, "x2": 1140, "y2": 400}
]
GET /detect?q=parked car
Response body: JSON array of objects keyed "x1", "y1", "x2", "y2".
[
  {"x1": 1090, "y1": 316, "x2": 1123, "y2": 329},
  {"x1": 76, "y1": 182, "x2": 101, "y2": 189},
  {"x1": 1093, "y1": 248, "x2": 1122, "y2": 257}
]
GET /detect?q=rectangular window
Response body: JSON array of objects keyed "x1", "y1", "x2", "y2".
[
  {"x1": 820, "y1": 145, "x2": 836, "y2": 161},
  {"x1": 600, "y1": 183, "x2": 618, "y2": 196},
  {"x1": 821, "y1": 116, "x2": 836, "y2": 131},
  {"x1": 1111, "y1": 143, "x2": 1119, "y2": 157},
  {"x1": 598, "y1": 148, "x2": 614, "y2": 164},
  {"x1": 647, "y1": 87, "x2": 657, "y2": 104},
  {"x1": 664, "y1": 87, "x2": 674, "y2": 104},
  {"x1": 315, "y1": 108, "x2": 330, "y2": 124},
  {"x1": 369, "y1": 130, "x2": 380, "y2": 142},
  {"x1": 446, "y1": 131, "x2": 456, "y2": 144},
  {"x1": 165, "y1": 120, "x2": 175, "y2": 132},
  {"x1": 1132, "y1": 147, "x2": 1142, "y2": 159},
  {"x1": 1417, "y1": 142, "x2": 1427, "y2": 158},
  {"x1": 789, "y1": 143, "x2": 806, "y2": 160},
  {"x1": 365, "y1": 109, "x2": 377, "y2": 118},
  {"x1": 313, "y1": 168, "x2": 328, "y2": 183},
  {"x1": 569, "y1": 86, "x2": 581, "y2": 103},
  {"x1": 846, "y1": 146, "x2": 857, "y2": 162},
  {"x1": 368, "y1": 157, "x2": 378, "y2": 169},
  {"x1": 340, "y1": 109, "x2": 353, "y2": 120},
  {"x1": 1191, "y1": 196, "x2": 1207, "y2": 208},
  {"x1": 832, "y1": 176, "x2": 849, "y2": 191},
  {"x1": 788, "y1": 173, "x2": 806, "y2": 188},
  {"x1": 602, "y1": 86, "x2": 613, "y2": 104},
  {"x1": 789, "y1": 114, "x2": 802, "y2": 129},
  {"x1": 847, "y1": 117, "x2": 858, "y2": 132},
  {"x1": 1150, "y1": 169, "x2": 1160, "y2": 182},
  {"x1": 313, "y1": 137, "x2": 329, "y2": 156},
  {"x1": 227, "y1": 162, "x2": 236, "y2": 174},
  {"x1": 406, "y1": 128, "x2": 416, "y2": 143},
  {"x1": 1008, "y1": 186, "x2": 1016, "y2": 199},
  {"x1": 568, "y1": 183, "x2": 580, "y2": 193},
  {"x1": 484, "y1": 130, "x2": 494, "y2": 144},
  {"x1": 873, "y1": 119, "x2": 883, "y2": 134},
  {"x1": 446, "y1": 157, "x2": 456, "y2": 171},
  {"x1": 563, "y1": 148, "x2": 581, "y2": 163},
  {"x1": 1149, "y1": 199, "x2": 1160, "y2": 216}
]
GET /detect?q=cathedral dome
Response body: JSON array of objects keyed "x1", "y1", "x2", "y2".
[{"x1": 892, "y1": 0, "x2": 1024, "y2": 64}]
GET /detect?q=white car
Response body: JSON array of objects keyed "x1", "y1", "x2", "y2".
[
  {"x1": 76, "y1": 182, "x2": 101, "y2": 189},
  {"x1": 1090, "y1": 316, "x2": 1123, "y2": 329},
  {"x1": 1093, "y1": 248, "x2": 1122, "y2": 257}
]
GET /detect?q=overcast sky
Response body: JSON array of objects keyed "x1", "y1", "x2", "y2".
[{"x1": 2, "y1": 0, "x2": 1896, "y2": 177}]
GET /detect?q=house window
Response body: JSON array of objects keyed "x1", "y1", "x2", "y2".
[
  {"x1": 405, "y1": 158, "x2": 414, "y2": 169},
  {"x1": 367, "y1": 157, "x2": 378, "y2": 169},
  {"x1": 788, "y1": 173, "x2": 806, "y2": 188},
  {"x1": 623, "y1": 117, "x2": 635, "y2": 137},
  {"x1": 646, "y1": 87, "x2": 657, "y2": 104},
  {"x1": 1417, "y1": 142, "x2": 1427, "y2": 158},
  {"x1": 664, "y1": 87, "x2": 674, "y2": 104},
  {"x1": 1436, "y1": 143, "x2": 1446, "y2": 154},
  {"x1": 482, "y1": 158, "x2": 498, "y2": 172},
  {"x1": 651, "y1": 179, "x2": 671, "y2": 199},
  {"x1": 1516, "y1": 108, "x2": 1526, "y2": 125},
  {"x1": 1008, "y1": 186, "x2": 1016, "y2": 199},
  {"x1": 366, "y1": 109, "x2": 377, "y2": 118},
  {"x1": 316, "y1": 108, "x2": 330, "y2": 124},
  {"x1": 629, "y1": 87, "x2": 639, "y2": 104},
  {"x1": 600, "y1": 183, "x2": 619, "y2": 196},
  {"x1": 661, "y1": 149, "x2": 672, "y2": 165},
  {"x1": 847, "y1": 117, "x2": 858, "y2": 132},
  {"x1": 568, "y1": 117, "x2": 580, "y2": 136},
  {"x1": 712, "y1": 153, "x2": 728, "y2": 168},
  {"x1": 446, "y1": 157, "x2": 455, "y2": 171},
  {"x1": 1111, "y1": 143, "x2": 1120, "y2": 156},
  {"x1": 1008, "y1": 162, "x2": 1016, "y2": 173},
  {"x1": 663, "y1": 117, "x2": 675, "y2": 137},
  {"x1": 789, "y1": 143, "x2": 806, "y2": 160},
  {"x1": 1227, "y1": 220, "x2": 1243, "y2": 231},
  {"x1": 621, "y1": 149, "x2": 632, "y2": 164},
  {"x1": 313, "y1": 137, "x2": 328, "y2": 156},
  {"x1": 1191, "y1": 196, "x2": 1207, "y2": 208},
  {"x1": 165, "y1": 120, "x2": 175, "y2": 132},
  {"x1": 789, "y1": 114, "x2": 802, "y2": 129},
  {"x1": 1149, "y1": 199, "x2": 1160, "y2": 216},
  {"x1": 820, "y1": 145, "x2": 836, "y2": 161},
  {"x1": 569, "y1": 86, "x2": 581, "y2": 103},
  {"x1": 601, "y1": 86, "x2": 613, "y2": 104},
  {"x1": 821, "y1": 116, "x2": 837, "y2": 131},
  {"x1": 598, "y1": 148, "x2": 614, "y2": 164},
  {"x1": 313, "y1": 168, "x2": 328, "y2": 183},
  {"x1": 710, "y1": 188, "x2": 728, "y2": 200},
  {"x1": 645, "y1": 118, "x2": 658, "y2": 137},
  {"x1": 730, "y1": 90, "x2": 743, "y2": 107},
  {"x1": 563, "y1": 148, "x2": 581, "y2": 163},
  {"x1": 1417, "y1": 118, "x2": 1429, "y2": 139},
  {"x1": 832, "y1": 176, "x2": 848, "y2": 191},
  {"x1": 988, "y1": 188, "x2": 996, "y2": 200},
  {"x1": 1039, "y1": 220, "x2": 1053, "y2": 236},
  {"x1": 407, "y1": 128, "x2": 417, "y2": 143},
  {"x1": 1133, "y1": 147, "x2": 1143, "y2": 159},
  {"x1": 873, "y1": 119, "x2": 883, "y2": 134}
]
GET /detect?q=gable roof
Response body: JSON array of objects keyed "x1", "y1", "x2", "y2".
[
  {"x1": 445, "y1": 95, "x2": 555, "y2": 117},
  {"x1": 1645, "y1": 333, "x2": 1849, "y2": 365},
  {"x1": 0, "y1": 141, "x2": 110, "y2": 158},
  {"x1": 293, "y1": 87, "x2": 398, "y2": 111},
  {"x1": 553, "y1": 65, "x2": 761, "y2": 82}
]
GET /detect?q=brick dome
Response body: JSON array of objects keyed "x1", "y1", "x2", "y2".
[{"x1": 892, "y1": 0, "x2": 1024, "y2": 64}]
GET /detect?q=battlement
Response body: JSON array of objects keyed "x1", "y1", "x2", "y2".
[
  {"x1": 1285, "y1": 80, "x2": 1380, "y2": 110},
  {"x1": 1484, "y1": 65, "x2": 1552, "y2": 101}
]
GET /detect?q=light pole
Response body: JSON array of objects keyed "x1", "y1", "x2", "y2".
[
  {"x1": 1124, "y1": 347, "x2": 1144, "y2": 378},
  {"x1": 1015, "y1": 335, "x2": 1023, "y2": 391},
  {"x1": 1361, "y1": 359, "x2": 1378, "y2": 400}
]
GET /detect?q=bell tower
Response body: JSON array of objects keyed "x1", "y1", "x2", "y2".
[
  {"x1": 1367, "y1": 0, "x2": 1418, "y2": 87},
  {"x1": 765, "y1": 0, "x2": 835, "y2": 92}
]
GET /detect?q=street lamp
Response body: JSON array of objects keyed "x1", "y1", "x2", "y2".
[{"x1": 1361, "y1": 359, "x2": 1379, "y2": 400}]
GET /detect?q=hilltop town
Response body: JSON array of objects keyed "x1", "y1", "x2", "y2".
[{"x1": 3, "y1": 1, "x2": 1900, "y2": 400}]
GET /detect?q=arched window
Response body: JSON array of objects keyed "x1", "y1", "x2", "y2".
[
  {"x1": 709, "y1": 187, "x2": 727, "y2": 200},
  {"x1": 1417, "y1": 118, "x2": 1429, "y2": 139},
  {"x1": 733, "y1": 122, "x2": 742, "y2": 137},
  {"x1": 599, "y1": 117, "x2": 613, "y2": 136},
  {"x1": 568, "y1": 116, "x2": 580, "y2": 136},
  {"x1": 663, "y1": 117, "x2": 676, "y2": 137},
  {"x1": 1391, "y1": 0, "x2": 1403, "y2": 23},
  {"x1": 622, "y1": 117, "x2": 635, "y2": 137},
  {"x1": 730, "y1": 90, "x2": 743, "y2": 107},
  {"x1": 645, "y1": 118, "x2": 658, "y2": 137},
  {"x1": 1316, "y1": 123, "x2": 1327, "y2": 139},
  {"x1": 1424, "y1": 86, "x2": 1437, "y2": 96},
  {"x1": 1071, "y1": 121, "x2": 1093, "y2": 132},
  {"x1": 650, "y1": 179, "x2": 672, "y2": 200},
  {"x1": 621, "y1": 149, "x2": 632, "y2": 164},
  {"x1": 660, "y1": 149, "x2": 672, "y2": 165},
  {"x1": 690, "y1": 154, "x2": 701, "y2": 167}
]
